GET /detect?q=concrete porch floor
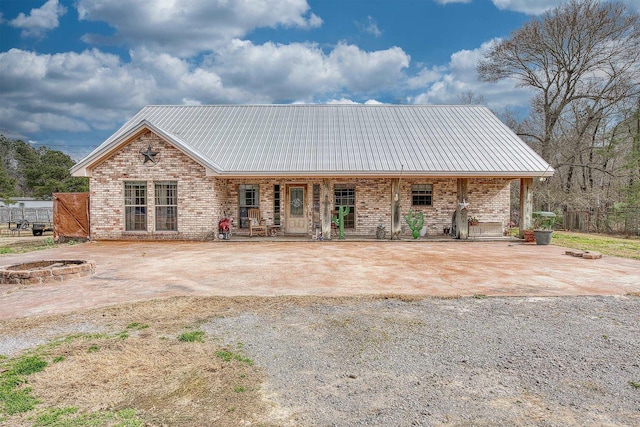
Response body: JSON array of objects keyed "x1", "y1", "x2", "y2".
[{"x1": 1, "y1": 239, "x2": 638, "y2": 320}]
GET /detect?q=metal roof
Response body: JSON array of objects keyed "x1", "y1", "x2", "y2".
[{"x1": 72, "y1": 104, "x2": 553, "y2": 177}]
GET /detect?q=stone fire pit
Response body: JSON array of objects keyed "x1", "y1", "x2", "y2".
[{"x1": 0, "y1": 260, "x2": 96, "y2": 285}]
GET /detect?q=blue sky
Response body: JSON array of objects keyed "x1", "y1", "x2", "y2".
[{"x1": 1, "y1": 0, "x2": 639, "y2": 160}]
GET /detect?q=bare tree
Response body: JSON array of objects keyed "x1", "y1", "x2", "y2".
[
  {"x1": 478, "y1": 0, "x2": 640, "y2": 161},
  {"x1": 456, "y1": 90, "x2": 485, "y2": 105},
  {"x1": 479, "y1": 0, "x2": 640, "y2": 227}
]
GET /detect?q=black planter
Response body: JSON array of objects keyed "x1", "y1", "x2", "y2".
[{"x1": 534, "y1": 229, "x2": 553, "y2": 245}]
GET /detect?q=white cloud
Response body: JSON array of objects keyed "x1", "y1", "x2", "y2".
[
  {"x1": 326, "y1": 98, "x2": 360, "y2": 105},
  {"x1": 490, "y1": 0, "x2": 567, "y2": 15},
  {"x1": 356, "y1": 16, "x2": 382, "y2": 37},
  {"x1": 0, "y1": 39, "x2": 411, "y2": 138},
  {"x1": 406, "y1": 66, "x2": 447, "y2": 89},
  {"x1": 408, "y1": 39, "x2": 533, "y2": 109},
  {"x1": 435, "y1": 1, "x2": 640, "y2": 15},
  {"x1": 326, "y1": 98, "x2": 384, "y2": 104},
  {"x1": 77, "y1": 0, "x2": 322, "y2": 57},
  {"x1": 1, "y1": 46, "x2": 264, "y2": 130},
  {"x1": 491, "y1": 0, "x2": 640, "y2": 15},
  {"x1": 9, "y1": 0, "x2": 67, "y2": 38},
  {"x1": 212, "y1": 40, "x2": 410, "y2": 101}
]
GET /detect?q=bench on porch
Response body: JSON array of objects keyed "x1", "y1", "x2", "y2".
[{"x1": 468, "y1": 222, "x2": 503, "y2": 238}]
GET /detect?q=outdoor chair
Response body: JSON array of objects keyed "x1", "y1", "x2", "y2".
[{"x1": 248, "y1": 208, "x2": 268, "y2": 237}]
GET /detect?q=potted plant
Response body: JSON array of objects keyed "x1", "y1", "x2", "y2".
[
  {"x1": 532, "y1": 211, "x2": 556, "y2": 245},
  {"x1": 468, "y1": 216, "x2": 479, "y2": 226}
]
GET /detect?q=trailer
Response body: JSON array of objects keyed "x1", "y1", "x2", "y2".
[{"x1": 31, "y1": 221, "x2": 53, "y2": 236}]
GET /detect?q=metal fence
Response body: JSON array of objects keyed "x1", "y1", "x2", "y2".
[{"x1": 0, "y1": 207, "x2": 53, "y2": 224}]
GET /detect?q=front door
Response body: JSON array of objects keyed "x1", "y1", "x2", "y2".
[{"x1": 286, "y1": 185, "x2": 307, "y2": 234}]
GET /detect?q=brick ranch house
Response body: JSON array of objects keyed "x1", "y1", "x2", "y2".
[{"x1": 71, "y1": 104, "x2": 552, "y2": 240}]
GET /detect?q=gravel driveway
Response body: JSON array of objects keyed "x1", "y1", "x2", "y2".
[
  {"x1": 202, "y1": 295, "x2": 640, "y2": 426},
  {"x1": 2, "y1": 238, "x2": 639, "y2": 425}
]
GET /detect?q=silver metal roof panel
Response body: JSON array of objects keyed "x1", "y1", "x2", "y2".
[{"x1": 72, "y1": 104, "x2": 553, "y2": 177}]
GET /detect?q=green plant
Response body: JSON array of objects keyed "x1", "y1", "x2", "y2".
[
  {"x1": 629, "y1": 381, "x2": 640, "y2": 389},
  {"x1": 533, "y1": 211, "x2": 556, "y2": 230},
  {"x1": 87, "y1": 344, "x2": 99, "y2": 353},
  {"x1": 1, "y1": 355, "x2": 48, "y2": 415},
  {"x1": 332, "y1": 205, "x2": 351, "y2": 239},
  {"x1": 178, "y1": 331, "x2": 205, "y2": 343},
  {"x1": 234, "y1": 386, "x2": 246, "y2": 393},
  {"x1": 34, "y1": 406, "x2": 144, "y2": 426},
  {"x1": 468, "y1": 216, "x2": 479, "y2": 225},
  {"x1": 126, "y1": 322, "x2": 149, "y2": 330},
  {"x1": 215, "y1": 350, "x2": 253, "y2": 365},
  {"x1": 404, "y1": 209, "x2": 425, "y2": 239}
]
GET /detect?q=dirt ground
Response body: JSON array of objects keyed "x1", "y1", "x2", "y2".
[
  {"x1": 1, "y1": 238, "x2": 639, "y2": 426},
  {"x1": 1, "y1": 238, "x2": 639, "y2": 320}
]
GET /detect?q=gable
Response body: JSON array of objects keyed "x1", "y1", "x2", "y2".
[{"x1": 72, "y1": 121, "x2": 220, "y2": 177}]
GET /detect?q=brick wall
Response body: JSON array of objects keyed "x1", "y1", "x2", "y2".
[
  {"x1": 217, "y1": 177, "x2": 511, "y2": 238},
  {"x1": 90, "y1": 130, "x2": 219, "y2": 240},
  {"x1": 89, "y1": 131, "x2": 511, "y2": 240}
]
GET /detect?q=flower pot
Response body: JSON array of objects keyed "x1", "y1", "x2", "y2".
[{"x1": 534, "y1": 229, "x2": 553, "y2": 245}]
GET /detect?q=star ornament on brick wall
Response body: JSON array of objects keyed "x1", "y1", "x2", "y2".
[{"x1": 140, "y1": 145, "x2": 159, "y2": 163}]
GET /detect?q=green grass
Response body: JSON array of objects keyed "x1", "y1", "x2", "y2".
[
  {"x1": 177, "y1": 330, "x2": 205, "y2": 343},
  {"x1": 215, "y1": 350, "x2": 253, "y2": 366},
  {"x1": 1, "y1": 355, "x2": 48, "y2": 415},
  {"x1": 1, "y1": 332, "x2": 147, "y2": 425},
  {"x1": 34, "y1": 407, "x2": 143, "y2": 427},
  {"x1": 630, "y1": 381, "x2": 640, "y2": 389},
  {"x1": 125, "y1": 322, "x2": 149, "y2": 330},
  {"x1": 551, "y1": 232, "x2": 640, "y2": 260}
]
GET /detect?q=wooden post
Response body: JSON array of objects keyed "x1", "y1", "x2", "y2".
[
  {"x1": 321, "y1": 179, "x2": 333, "y2": 240},
  {"x1": 391, "y1": 178, "x2": 402, "y2": 240},
  {"x1": 456, "y1": 178, "x2": 469, "y2": 239},
  {"x1": 519, "y1": 178, "x2": 533, "y2": 237}
]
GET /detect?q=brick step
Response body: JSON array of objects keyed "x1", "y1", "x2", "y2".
[{"x1": 565, "y1": 250, "x2": 602, "y2": 259}]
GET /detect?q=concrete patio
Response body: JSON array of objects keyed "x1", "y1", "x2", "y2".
[{"x1": 1, "y1": 239, "x2": 638, "y2": 320}]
